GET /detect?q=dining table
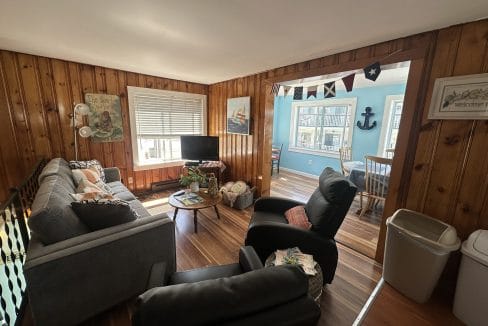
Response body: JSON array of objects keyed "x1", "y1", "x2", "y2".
[{"x1": 343, "y1": 160, "x2": 391, "y2": 193}]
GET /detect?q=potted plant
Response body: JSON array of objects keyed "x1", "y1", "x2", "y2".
[{"x1": 179, "y1": 168, "x2": 206, "y2": 193}]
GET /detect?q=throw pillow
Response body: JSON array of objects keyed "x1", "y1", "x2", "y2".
[
  {"x1": 285, "y1": 205, "x2": 312, "y2": 230},
  {"x1": 69, "y1": 159, "x2": 106, "y2": 182},
  {"x1": 71, "y1": 199, "x2": 138, "y2": 231},
  {"x1": 71, "y1": 191, "x2": 114, "y2": 202},
  {"x1": 72, "y1": 167, "x2": 112, "y2": 194}
]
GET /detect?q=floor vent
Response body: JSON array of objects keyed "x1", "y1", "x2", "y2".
[{"x1": 151, "y1": 179, "x2": 180, "y2": 192}]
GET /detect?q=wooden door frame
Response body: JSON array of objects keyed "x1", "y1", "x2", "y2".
[{"x1": 258, "y1": 45, "x2": 436, "y2": 263}]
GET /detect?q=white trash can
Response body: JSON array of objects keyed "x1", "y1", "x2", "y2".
[
  {"x1": 453, "y1": 229, "x2": 488, "y2": 326},
  {"x1": 383, "y1": 209, "x2": 460, "y2": 303}
]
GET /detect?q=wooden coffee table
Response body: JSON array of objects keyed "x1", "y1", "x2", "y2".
[{"x1": 168, "y1": 190, "x2": 222, "y2": 233}]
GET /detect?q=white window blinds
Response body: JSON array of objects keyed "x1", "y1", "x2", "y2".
[{"x1": 131, "y1": 90, "x2": 205, "y2": 138}]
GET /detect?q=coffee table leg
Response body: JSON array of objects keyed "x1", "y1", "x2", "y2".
[
  {"x1": 214, "y1": 205, "x2": 220, "y2": 219},
  {"x1": 173, "y1": 207, "x2": 179, "y2": 220},
  {"x1": 193, "y1": 209, "x2": 198, "y2": 233}
]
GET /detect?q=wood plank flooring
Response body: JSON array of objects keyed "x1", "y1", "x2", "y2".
[{"x1": 271, "y1": 170, "x2": 381, "y2": 259}]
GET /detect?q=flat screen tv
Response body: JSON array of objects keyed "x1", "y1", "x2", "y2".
[{"x1": 180, "y1": 136, "x2": 219, "y2": 163}]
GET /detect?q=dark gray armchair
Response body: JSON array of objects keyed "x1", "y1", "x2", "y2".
[
  {"x1": 133, "y1": 246, "x2": 321, "y2": 326},
  {"x1": 245, "y1": 167, "x2": 357, "y2": 284}
]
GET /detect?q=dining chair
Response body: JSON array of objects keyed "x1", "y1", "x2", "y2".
[
  {"x1": 271, "y1": 144, "x2": 283, "y2": 175},
  {"x1": 339, "y1": 147, "x2": 352, "y2": 176},
  {"x1": 358, "y1": 155, "x2": 393, "y2": 219},
  {"x1": 385, "y1": 148, "x2": 395, "y2": 159}
]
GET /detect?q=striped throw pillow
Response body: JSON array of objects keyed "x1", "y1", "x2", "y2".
[{"x1": 284, "y1": 205, "x2": 312, "y2": 230}]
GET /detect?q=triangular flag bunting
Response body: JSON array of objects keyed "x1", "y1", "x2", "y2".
[
  {"x1": 364, "y1": 62, "x2": 381, "y2": 81},
  {"x1": 293, "y1": 86, "x2": 303, "y2": 100},
  {"x1": 342, "y1": 73, "x2": 355, "y2": 92},
  {"x1": 271, "y1": 83, "x2": 280, "y2": 95},
  {"x1": 307, "y1": 85, "x2": 318, "y2": 99},
  {"x1": 283, "y1": 86, "x2": 292, "y2": 96},
  {"x1": 324, "y1": 82, "x2": 336, "y2": 98}
]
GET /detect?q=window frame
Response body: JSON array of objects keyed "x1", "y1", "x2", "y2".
[
  {"x1": 288, "y1": 98, "x2": 357, "y2": 158},
  {"x1": 127, "y1": 86, "x2": 207, "y2": 171},
  {"x1": 377, "y1": 94, "x2": 404, "y2": 157}
]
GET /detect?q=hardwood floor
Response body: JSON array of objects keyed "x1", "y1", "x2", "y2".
[
  {"x1": 271, "y1": 170, "x2": 382, "y2": 259},
  {"x1": 62, "y1": 186, "x2": 381, "y2": 326}
]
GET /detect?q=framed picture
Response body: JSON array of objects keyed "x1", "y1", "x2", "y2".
[
  {"x1": 85, "y1": 93, "x2": 124, "y2": 142},
  {"x1": 428, "y1": 73, "x2": 488, "y2": 120},
  {"x1": 227, "y1": 96, "x2": 251, "y2": 135}
]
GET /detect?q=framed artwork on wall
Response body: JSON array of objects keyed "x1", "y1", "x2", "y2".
[
  {"x1": 227, "y1": 96, "x2": 251, "y2": 135},
  {"x1": 428, "y1": 73, "x2": 488, "y2": 120},
  {"x1": 85, "y1": 93, "x2": 124, "y2": 142}
]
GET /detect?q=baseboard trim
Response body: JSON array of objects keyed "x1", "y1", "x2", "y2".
[
  {"x1": 278, "y1": 167, "x2": 319, "y2": 180},
  {"x1": 352, "y1": 277, "x2": 385, "y2": 325}
]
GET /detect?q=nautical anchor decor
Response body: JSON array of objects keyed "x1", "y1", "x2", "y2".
[{"x1": 357, "y1": 107, "x2": 377, "y2": 130}]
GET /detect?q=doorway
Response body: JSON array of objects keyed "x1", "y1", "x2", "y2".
[{"x1": 269, "y1": 62, "x2": 410, "y2": 259}]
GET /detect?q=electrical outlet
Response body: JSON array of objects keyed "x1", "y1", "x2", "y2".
[
  {"x1": 128, "y1": 177, "x2": 133, "y2": 184},
  {"x1": 308, "y1": 160, "x2": 312, "y2": 165}
]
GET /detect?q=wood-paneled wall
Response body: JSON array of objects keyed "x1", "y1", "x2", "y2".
[
  {"x1": 208, "y1": 19, "x2": 488, "y2": 261},
  {"x1": 0, "y1": 51, "x2": 208, "y2": 202}
]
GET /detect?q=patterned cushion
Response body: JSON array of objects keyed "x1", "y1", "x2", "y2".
[
  {"x1": 72, "y1": 167, "x2": 112, "y2": 194},
  {"x1": 284, "y1": 206, "x2": 312, "y2": 230},
  {"x1": 69, "y1": 159, "x2": 106, "y2": 182},
  {"x1": 71, "y1": 199, "x2": 138, "y2": 231},
  {"x1": 71, "y1": 191, "x2": 114, "y2": 202}
]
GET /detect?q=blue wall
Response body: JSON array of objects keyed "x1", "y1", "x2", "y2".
[{"x1": 273, "y1": 83, "x2": 406, "y2": 176}]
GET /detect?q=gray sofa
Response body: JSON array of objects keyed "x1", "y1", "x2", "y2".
[{"x1": 24, "y1": 158, "x2": 176, "y2": 326}]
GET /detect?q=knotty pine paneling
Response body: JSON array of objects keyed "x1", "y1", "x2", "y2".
[
  {"x1": 208, "y1": 19, "x2": 488, "y2": 263},
  {"x1": 0, "y1": 51, "x2": 207, "y2": 202}
]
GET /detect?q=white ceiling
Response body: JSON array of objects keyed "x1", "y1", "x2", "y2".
[{"x1": 0, "y1": 1, "x2": 487, "y2": 84}]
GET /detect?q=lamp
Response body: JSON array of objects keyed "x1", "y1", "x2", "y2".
[{"x1": 72, "y1": 103, "x2": 91, "y2": 160}]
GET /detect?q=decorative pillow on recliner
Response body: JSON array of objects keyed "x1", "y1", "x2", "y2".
[
  {"x1": 69, "y1": 159, "x2": 106, "y2": 182},
  {"x1": 71, "y1": 199, "x2": 138, "y2": 231},
  {"x1": 284, "y1": 205, "x2": 312, "y2": 230}
]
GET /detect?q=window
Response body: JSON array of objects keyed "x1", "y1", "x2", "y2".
[
  {"x1": 378, "y1": 95, "x2": 404, "y2": 157},
  {"x1": 128, "y1": 86, "x2": 207, "y2": 170},
  {"x1": 289, "y1": 98, "x2": 357, "y2": 157}
]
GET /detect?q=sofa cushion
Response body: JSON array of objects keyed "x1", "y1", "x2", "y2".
[
  {"x1": 38, "y1": 158, "x2": 75, "y2": 191},
  {"x1": 29, "y1": 175, "x2": 89, "y2": 245},
  {"x1": 107, "y1": 181, "x2": 137, "y2": 201},
  {"x1": 69, "y1": 159, "x2": 106, "y2": 182},
  {"x1": 129, "y1": 200, "x2": 151, "y2": 218},
  {"x1": 71, "y1": 199, "x2": 138, "y2": 231}
]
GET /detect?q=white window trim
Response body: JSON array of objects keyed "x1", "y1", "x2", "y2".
[
  {"x1": 127, "y1": 86, "x2": 207, "y2": 171},
  {"x1": 288, "y1": 98, "x2": 357, "y2": 158},
  {"x1": 378, "y1": 94, "x2": 404, "y2": 156}
]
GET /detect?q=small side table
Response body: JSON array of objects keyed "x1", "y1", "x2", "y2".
[{"x1": 265, "y1": 252, "x2": 323, "y2": 305}]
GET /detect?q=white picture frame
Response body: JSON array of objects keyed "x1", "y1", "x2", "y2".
[
  {"x1": 227, "y1": 96, "x2": 251, "y2": 135},
  {"x1": 428, "y1": 73, "x2": 488, "y2": 120}
]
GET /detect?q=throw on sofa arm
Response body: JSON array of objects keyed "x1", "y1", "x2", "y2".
[{"x1": 103, "y1": 167, "x2": 121, "y2": 183}]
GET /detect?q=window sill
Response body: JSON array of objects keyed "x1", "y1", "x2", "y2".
[
  {"x1": 133, "y1": 160, "x2": 184, "y2": 171},
  {"x1": 288, "y1": 147, "x2": 340, "y2": 159}
]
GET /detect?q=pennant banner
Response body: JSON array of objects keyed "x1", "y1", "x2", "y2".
[
  {"x1": 271, "y1": 83, "x2": 280, "y2": 95},
  {"x1": 307, "y1": 85, "x2": 318, "y2": 99},
  {"x1": 283, "y1": 86, "x2": 292, "y2": 97},
  {"x1": 324, "y1": 82, "x2": 336, "y2": 98},
  {"x1": 293, "y1": 86, "x2": 303, "y2": 100},
  {"x1": 364, "y1": 62, "x2": 381, "y2": 81},
  {"x1": 342, "y1": 74, "x2": 355, "y2": 92}
]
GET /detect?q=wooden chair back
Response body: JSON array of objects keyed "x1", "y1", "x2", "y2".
[
  {"x1": 385, "y1": 148, "x2": 395, "y2": 159},
  {"x1": 339, "y1": 147, "x2": 352, "y2": 175},
  {"x1": 364, "y1": 155, "x2": 392, "y2": 201}
]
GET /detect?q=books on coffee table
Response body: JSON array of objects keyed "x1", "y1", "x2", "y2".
[{"x1": 175, "y1": 193, "x2": 205, "y2": 206}]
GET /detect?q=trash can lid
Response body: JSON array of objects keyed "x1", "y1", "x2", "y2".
[{"x1": 461, "y1": 229, "x2": 488, "y2": 266}]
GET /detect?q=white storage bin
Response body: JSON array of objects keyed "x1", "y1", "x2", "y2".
[
  {"x1": 453, "y1": 230, "x2": 488, "y2": 326},
  {"x1": 383, "y1": 209, "x2": 460, "y2": 303}
]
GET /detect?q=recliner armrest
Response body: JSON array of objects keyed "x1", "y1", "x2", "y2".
[
  {"x1": 253, "y1": 197, "x2": 305, "y2": 214},
  {"x1": 239, "y1": 246, "x2": 263, "y2": 272}
]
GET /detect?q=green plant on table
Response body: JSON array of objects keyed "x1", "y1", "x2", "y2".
[{"x1": 179, "y1": 168, "x2": 206, "y2": 186}]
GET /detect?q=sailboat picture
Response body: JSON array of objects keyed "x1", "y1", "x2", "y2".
[{"x1": 227, "y1": 96, "x2": 251, "y2": 135}]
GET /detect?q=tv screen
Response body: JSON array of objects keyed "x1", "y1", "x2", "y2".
[{"x1": 181, "y1": 136, "x2": 219, "y2": 162}]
